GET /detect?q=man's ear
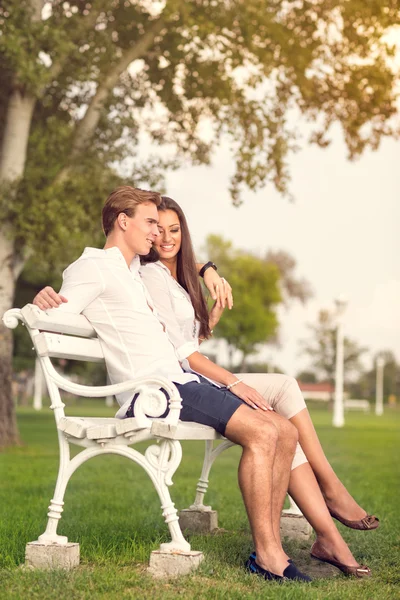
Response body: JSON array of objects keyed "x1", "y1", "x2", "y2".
[{"x1": 117, "y1": 212, "x2": 128, "y2": 231}]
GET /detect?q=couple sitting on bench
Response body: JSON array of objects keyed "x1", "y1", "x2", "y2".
[{"x1": 34, "y1": 186, "x2": 377, "y2": 582}]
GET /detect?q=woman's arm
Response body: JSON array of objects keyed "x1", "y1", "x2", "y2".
[
  {"x1": 196, "y1": 262, "x2": 233, "y2": 310},
  {"x1": 185, "y1": 351, "x2": 273, "y2": 411}
]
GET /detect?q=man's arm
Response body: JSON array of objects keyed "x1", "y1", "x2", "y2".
[{"x1": 33, "y1": 259, "x2": 104, "y2": 314}]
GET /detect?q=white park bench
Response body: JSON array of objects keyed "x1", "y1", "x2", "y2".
[{"x1": 3, "y1": 304, "x2": 309, "y2": 576}]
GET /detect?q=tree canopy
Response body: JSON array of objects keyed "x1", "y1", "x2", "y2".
[{"x1": 1, "y1": 0, "x2": 400, "y2": 265}]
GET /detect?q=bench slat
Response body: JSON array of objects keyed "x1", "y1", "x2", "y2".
[
  {"x1": 21, "y1": 304, "x2": 96, "y2": 338},
  {"x1": 35, "y1": 332, "x2": 104, "y2": 362}
]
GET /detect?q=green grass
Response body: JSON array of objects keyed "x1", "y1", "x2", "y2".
[{"x1": 1, "y1": 401, "x2": 399, "y2": 599}]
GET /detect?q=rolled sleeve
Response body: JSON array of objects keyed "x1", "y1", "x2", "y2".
[{"x1": 175, "y1": 339, "x2": 199, "y2": 361}]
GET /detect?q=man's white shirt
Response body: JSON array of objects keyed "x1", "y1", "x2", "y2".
[{"x1": 54, "y1": 247, "x2": 198, "y2": 417}]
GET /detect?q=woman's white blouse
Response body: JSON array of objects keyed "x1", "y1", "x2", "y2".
[{"x1": 139, "y1": 261, "x2": 200, "y2": 361}]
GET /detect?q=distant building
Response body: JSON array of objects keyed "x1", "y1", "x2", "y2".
[{"x1": 297, "y1": 381, "x2": 348, "y2": 402}]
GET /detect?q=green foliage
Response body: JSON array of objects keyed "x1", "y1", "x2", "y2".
[
  {"x1": 300, "y1": 309, "x2": 368, "y2": 385},
  {"x1": 0, "y1": 0, "x2": 399, "y2": 245},
  {"x1": 203, "y1": 234, "x2": 281, "y2": 361}
]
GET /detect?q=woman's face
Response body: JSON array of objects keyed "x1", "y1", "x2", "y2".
[{"x1": 155, "y1": 209, "x2": 182, "y2": 260}]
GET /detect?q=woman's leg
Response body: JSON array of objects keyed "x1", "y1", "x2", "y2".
[
  {"x1": 289, "y1": 408, "x2": 366, "y2": 520},
  {"x1": 289, "y1": 463, "x2": 360, "y2": 566},
  {"x1": 238, "y1": 373, "x2": 369, "y2": 521}
]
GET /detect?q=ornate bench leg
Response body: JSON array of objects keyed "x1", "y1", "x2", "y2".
[
  {"x1": 145, "y1": 440, "x2": 190, "y2": 552},
  {"x1": 178, "y1": 440, "x2": 235, "y2": 534},
  {"x1": 144, "y1": 440, "x2": 204, "y2": 578},
  {"x1": 37, "y1": 434, "x2": 72, "y2": 545},
  {"x1": 26, "y1": 434, "x2": 80, "y2": 569}
]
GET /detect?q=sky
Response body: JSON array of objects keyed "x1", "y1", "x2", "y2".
[{"x1": 163, "y1": 125, "x2": 400, "y2": 376}]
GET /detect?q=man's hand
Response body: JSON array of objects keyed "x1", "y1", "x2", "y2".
[
  {"x1": 209, "y1": 300, "x2": 225, "y2": 330},
  {"x1": 230, "y1": 382, "x2": 274, "y2": 412},
  {"x1": 33, "y1": 286, "x2": 68, "y2": 310},
  {"x1": 203, "y1": 269, "x2": 233, "y2": 309}
]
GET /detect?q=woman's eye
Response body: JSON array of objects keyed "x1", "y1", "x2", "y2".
[{"x1": 170, "y1": 229, "x2": 180, "y2": 233}]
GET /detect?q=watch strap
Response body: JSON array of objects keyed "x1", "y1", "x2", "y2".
[{"x1": 199, "y1": 261, "x2": 217, "y2": 278}]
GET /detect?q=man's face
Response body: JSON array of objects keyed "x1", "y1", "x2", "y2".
[{"x1": 125, "y1": 202, "x2": 160, "y2": 256}]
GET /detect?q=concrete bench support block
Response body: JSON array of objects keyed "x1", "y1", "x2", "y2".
[
  {"x1": 25, "y1": 542, "x2": 80, "y2": 570},
  {"x1": 178, "y1": 508, "x2": 218, "y2": 534},
  {"x1": 280, "y1": 513, "x2": 313, "y2": 541},
  {"x1": 148, "y1": 550, "x2": 204, "y2": 578}
]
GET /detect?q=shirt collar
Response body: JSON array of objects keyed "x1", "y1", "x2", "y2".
[{"x1": 82, "y1": 246, "x2": 140, "y2": 271}]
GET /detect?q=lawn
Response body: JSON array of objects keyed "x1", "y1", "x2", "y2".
[{"x1": 1, "y1": 401, "x2": 399, "y2": 599}]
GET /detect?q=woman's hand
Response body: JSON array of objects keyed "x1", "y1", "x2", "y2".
[
  {"x1": 230, "y1": 382, "x2": 274, "y2": 412},
  {"x1": 33, "y1": 286, "x2": 68, "y2": 310},
  {"x1": 203, "y1": 269, "x2": 233, "y2": 309}
]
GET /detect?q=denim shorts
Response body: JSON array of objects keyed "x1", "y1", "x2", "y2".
[{"x1": 125, "y1": 376, "x2": 244, "y2": 435}]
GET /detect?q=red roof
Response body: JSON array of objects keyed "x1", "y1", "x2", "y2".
[{"x1": 297, "y1": 381, "x2": 334, "y2": 393}]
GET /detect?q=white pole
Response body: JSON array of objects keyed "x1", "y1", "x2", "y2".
[
  {"x1": 375, "y1": 357, "x2": 385, "y2": 416},
  {"x1": 33, "y1": 358, "x2": 43, "y2": 410},
  {"x1": 333, "y1": 295, "x2": 347, "y2": 428}
]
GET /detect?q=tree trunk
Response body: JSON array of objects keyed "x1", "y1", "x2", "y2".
[
  {"x1": 0, "y1": 90, "x2": 36, "y2": 447},
  {"x1": 0, "y1": 0, "x2": 44, "y2": 447},
  {"x1": 0, "y1": 234, "x2": 19, "y2": 447},
  {"x1": 0, "y1": 90, "x2": 36, "y2": 180}
]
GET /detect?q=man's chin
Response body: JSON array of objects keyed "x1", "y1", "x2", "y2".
[{"x1": 138, "y1": 247, "x2": 152, "y2": 256}]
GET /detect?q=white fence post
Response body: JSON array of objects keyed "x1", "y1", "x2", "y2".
[
  {"x1": 375, "y1": 357, "x2": 385, "y2": 416},
  {"x1": 333, "y1": 296, "x2": 347, "y2": 428}
]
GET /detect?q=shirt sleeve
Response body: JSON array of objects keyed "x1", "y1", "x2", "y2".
[
  {"x1": 53, "y1": 258, "x2": 105, "y2": 315},
  {"x1": 140, "y1": 266, "x2": 198, "y2": 361}
]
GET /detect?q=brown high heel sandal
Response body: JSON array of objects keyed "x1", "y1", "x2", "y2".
[
  {"x1": 310, "y1": 541, "x2": 371, "y2": 578},
  {"x1": 328, "y1": 508, "x2": 380, "y2": 530}
]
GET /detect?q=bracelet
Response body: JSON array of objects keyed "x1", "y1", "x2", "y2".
[
  {"x1": 199, "y1": 261, "x2": 217, "y2": 278},
  {"x1": 226, "y1": 378, "x2": 243, "y2": 390}
]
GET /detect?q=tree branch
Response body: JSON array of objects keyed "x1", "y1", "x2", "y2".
[
  {"x1": 54, "y1": 17, "x2": 165, "y2": 185},
  {"x1": 38, "y1": 1, "x2": 107, "y2": 95}
]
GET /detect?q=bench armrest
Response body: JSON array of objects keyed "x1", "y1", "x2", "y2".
[{"x1": 43, "y1": 361, "x2": 182, "y2": 427}]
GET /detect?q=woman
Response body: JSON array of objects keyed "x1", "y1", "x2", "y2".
[
  {"x1": 34, "y1": 196, "x2": 377, "y2": 577},
  {"x1": 139, "y1": 197, "x2": 378, "y2": 578}
]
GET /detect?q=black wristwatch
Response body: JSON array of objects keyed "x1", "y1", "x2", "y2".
[{"x1": 199, "y1": 261, "x2": 217, "y2": 278}]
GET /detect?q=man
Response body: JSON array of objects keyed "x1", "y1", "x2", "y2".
[{"x1": 36, "y1": 186, "x2": 311, "y2": 582}]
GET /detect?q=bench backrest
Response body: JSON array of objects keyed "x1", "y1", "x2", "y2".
[{"x1": 21, "y1": 304, "x2": 105, "y2": 363}]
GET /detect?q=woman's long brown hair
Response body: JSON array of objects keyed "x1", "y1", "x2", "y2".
[{"x1": 141, "y1": 196, "x2": 211, "y2": 339}]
